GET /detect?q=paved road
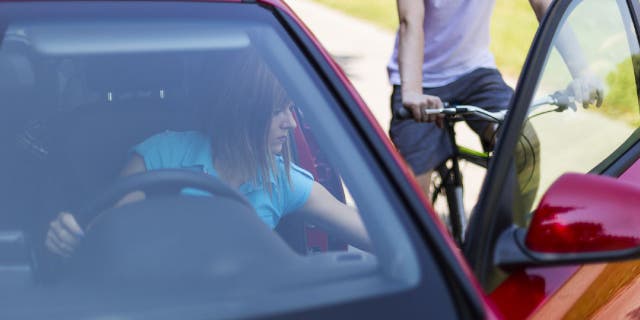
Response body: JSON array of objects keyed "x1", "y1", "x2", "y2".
[{"x1": 286, "y1": 0, "x2": 395, "y2": 133}]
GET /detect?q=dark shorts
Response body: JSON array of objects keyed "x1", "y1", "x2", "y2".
[{"x1": 389, "y1": 68, "x2": 514, "y2": 175}]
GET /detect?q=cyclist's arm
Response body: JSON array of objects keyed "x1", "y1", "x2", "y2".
[
  {"x1": 529, "y1": 0, "x2": 586, "y2": 77},
  {"x1": 395, "y1": 0, "x2": 443, "y2": 123},
  {"x1": 396, "y1": 0, "x2": 424, "y2": 99},
  {"x1": 528, "y1": 0, "x2": 552, "y2": 20},
  {"x1": 528, "y1": 0, "x2": 603, "y2": 107}
]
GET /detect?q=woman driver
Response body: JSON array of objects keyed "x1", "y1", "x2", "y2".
[{"x1": 45, "y1": 52, "x2": 371, "y2": 257}]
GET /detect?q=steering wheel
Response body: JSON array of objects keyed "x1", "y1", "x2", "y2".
[
  {"x1": 64, "y1": 169, "x2": 297, "y2": 285},
  {"x1": 74, "y1": 169, "x2": 252, "y2": 229}
]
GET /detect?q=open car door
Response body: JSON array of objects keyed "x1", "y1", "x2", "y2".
[{"x1": 464, "y1": 0, "x2": 640, "y2": 318}]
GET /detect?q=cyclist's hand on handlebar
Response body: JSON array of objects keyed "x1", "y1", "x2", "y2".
[
  {"x1": 566, "y1": 71, "x2": 604, "y2": 109},
  {"x1": 402, "y1": 92, "x2": 444, "y2": 128}
]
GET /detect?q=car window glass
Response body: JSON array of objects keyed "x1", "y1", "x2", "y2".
[
  {"x1": 513, "y1": 0, "x2": 640, "y2": 220},
  {"x1": 0, "y1": 2, "x2": 464, "y2": 319}
]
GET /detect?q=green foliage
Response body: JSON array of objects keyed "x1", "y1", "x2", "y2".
[
  {"x1": 311, "y1": 0, "x2": 398, "y2": 31},
  {"x1": 490, "y1": 0, "x2": 538, "y2": 77},
  {"x1": 602, "y1": 55, "x2": 640, "y2": 126}
]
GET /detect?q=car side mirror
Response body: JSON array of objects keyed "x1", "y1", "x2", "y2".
[{"x1": 495, "y1": 173, "x2": 640, "y2": 268}]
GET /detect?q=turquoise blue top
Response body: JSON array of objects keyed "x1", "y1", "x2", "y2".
[{"x1": 133, "y1": 131, "x2": 314, "y2": 229}]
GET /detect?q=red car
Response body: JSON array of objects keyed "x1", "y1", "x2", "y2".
[{"x1": 0, "y1": 0, "x2": 639, "y2": 318}]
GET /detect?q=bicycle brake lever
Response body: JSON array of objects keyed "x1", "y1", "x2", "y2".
[{"x1": 550, "y1": 90, "x2": 577, "y2": 112}]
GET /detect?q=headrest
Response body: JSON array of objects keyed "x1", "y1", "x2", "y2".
[
  {"x1": 85, "y1": 55, "x2": 182, "y2": 90},
  {"x1": 84, "y1": 54, "x2": 184, "y2": 102}
]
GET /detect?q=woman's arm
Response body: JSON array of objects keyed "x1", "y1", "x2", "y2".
[
  {"x1": 113, "y1": 154, "x2": 147, "y2": 207},
  {"x1": 45, "y1": 154, "x2": 147, "y2": 256},
  {"x1": 298, "y1": 181, "x2": 372, "y2": 252}
]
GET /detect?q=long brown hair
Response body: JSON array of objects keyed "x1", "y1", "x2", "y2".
[{"x1": 201, "y1": 49, "x2": 293, "y2": 191}]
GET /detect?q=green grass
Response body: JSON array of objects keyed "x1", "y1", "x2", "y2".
[
  {"x1": 602, "y1": 55, "x2": 640, "y2": 127},
  {"x1": 310, "y1": 0, "x2": 399, "y2": 31},
  {"x1": 310, "y1": 0, "x2": 539, "y2": 79},
  {"x1": 490, "y1": 1, "x2": 539, "y2": 77}
]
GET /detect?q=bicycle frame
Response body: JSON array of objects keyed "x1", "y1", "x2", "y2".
[
  {"x1": 437, "y1": 118, "x2": 467, "y2": 245},
  {"x1": 435, "y1": 117, "x2": 492, "y2": 246}
]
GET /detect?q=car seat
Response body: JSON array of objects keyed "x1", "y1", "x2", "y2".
[
  {"x1": 41, "y1": 53, "x2": 194, "y2": 211},
  {"x1": 0, "y1": 38, "x2": 44, "y2": 286}
]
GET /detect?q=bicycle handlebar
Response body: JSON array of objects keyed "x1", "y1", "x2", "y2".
[
  {"x1": 394, "y1": 90, "x2": 576, "y2": 123},
  {"x1": 394, "y1": 102, "x2": 509, "y2": 123},
  {"x1": 529, "y1": 90, "x2": 576, "y2": 112}
]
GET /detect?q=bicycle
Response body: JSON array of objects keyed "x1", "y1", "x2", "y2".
[{"x1": 395, "y1": 91, "x2": 579, "y2": 246}]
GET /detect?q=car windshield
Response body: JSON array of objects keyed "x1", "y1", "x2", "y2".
[{"x1": 0, "y1": 2, "x2": 428, "y2": 318}]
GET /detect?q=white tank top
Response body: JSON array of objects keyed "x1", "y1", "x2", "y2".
[{"x1": 387, "y1": 0, "x2": 497, "y2": 87}]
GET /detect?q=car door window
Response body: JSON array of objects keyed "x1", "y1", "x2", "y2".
[{"x1": 513, "y1": 0, "x2": 640, "y2": 218}]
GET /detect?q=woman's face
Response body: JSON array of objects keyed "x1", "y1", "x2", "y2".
[{"x1": 268, "y1": 103, "x2": 297, "y2": 154}]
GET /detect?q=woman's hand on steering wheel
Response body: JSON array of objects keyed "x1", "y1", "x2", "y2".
[
  {"x1": 45, "y1": 211, "x2": 84, "y2": 257},
  {"x1": 44, "y1": 169, "x2": 251, "y2": 257}
]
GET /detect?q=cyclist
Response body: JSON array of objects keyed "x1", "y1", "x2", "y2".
[{"x1": 388, "y1": 0, "x2": 603, "y2": 222}]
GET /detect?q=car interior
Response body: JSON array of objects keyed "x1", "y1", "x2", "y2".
[
  {"x1": 0, "y1": 4, "x2": 434, "y2": 317},
  {"x1": 0, "y1": 23, "x2": 360, "y2": 287}
]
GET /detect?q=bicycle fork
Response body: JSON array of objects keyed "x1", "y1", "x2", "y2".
[{"x1": 442, "y1": 119, "x2": 467, "y2": 245}]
